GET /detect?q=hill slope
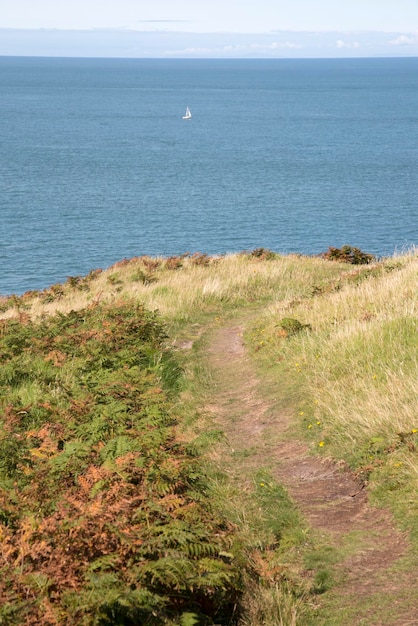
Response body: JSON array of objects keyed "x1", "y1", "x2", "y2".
[{"x1": 1, "y1": 249, "x2": 417, "y2": 624}]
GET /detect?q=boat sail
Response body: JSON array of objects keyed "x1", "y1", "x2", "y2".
[{"x1": 182, "y1": 106, "x2": 192, "y2": 120}]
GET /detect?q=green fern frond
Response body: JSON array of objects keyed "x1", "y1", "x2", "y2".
[
  {"x1": 195, "y1": 557, "x2": 238, "y2": 590},
  {"x1": 179, "y1": 612, "x2": 200, "y2": 626},
  {"x1": 137, "y1": 556, "x2": 194, "y2": 590},
  {"x1": 100, "y1": 435, "x2": 140, "y2": 463},
  {"x1": 50, "y1": 440, "x2": 91, "y2": 477}
]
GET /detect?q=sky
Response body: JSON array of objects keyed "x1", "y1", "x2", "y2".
[{"x1": 1, "y1": 0, "x2": 418, "y2": 58}]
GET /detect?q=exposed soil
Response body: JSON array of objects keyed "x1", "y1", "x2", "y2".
[{"x1": 202, "y1": 321, "x2": 417, "y2": 626}]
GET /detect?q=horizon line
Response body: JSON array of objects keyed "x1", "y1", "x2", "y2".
[
  {"x1": 1, "y1": 26, "x2": 417, "y2": 35},
  {"x1": 1, "y1": 54, "x2": 417, "y2": 61}
]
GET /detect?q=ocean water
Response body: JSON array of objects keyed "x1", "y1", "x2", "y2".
[{"x1": 1, "y1": 56, "x2": 417, "y2": 295}]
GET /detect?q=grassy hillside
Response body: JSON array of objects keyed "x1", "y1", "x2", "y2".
[
  {"x1": 0, "y1": 248, "x2": 417, "y2": 624},
  {"x1": 246, "y1": 251, "x2": 418, "y2": 538}
]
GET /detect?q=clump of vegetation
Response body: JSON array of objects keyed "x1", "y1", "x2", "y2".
[
  {"x1": 66, "y1": 275, "x2": 83, "y2": 288},
  {"x1": 0, "y1": 296, "x2": 9, "y2": 313},
  {"x1": 106, "y1": 272, "x2": 123, "y2": 286},
  {"x1": 109, "y1": 257, "x2": 138, "y2": 270},
  {"x1": 0, "y1": 301, "x2": 242, "y2": 625},
  {"x1": 86, "y1": 268, "x2": 103, "y2": 280},
  {"x1": 190, "y1": 252, "x2": 212, "y2": 267},
  {"x1": 247, "y1": 248, "x2": 278, "y2": 261},
  {"x1": 165, "y1": 256, "x2": 184, "y2": 270},
  {"x1": 66, "y1": 275, "x2": 93, "y2": 291},
  {"x1": 141, "y1": 256, "x2": 162, "y2": 272},
  {"x1": 321, "y1": 245, "x2": 375, "y2": 265},
  {"x1": 39, "y1": 283, "x2": 66, "y2": 304},
  {"x1": 1, "y1": 292, "x2": 43, "y2": 313},
  {"x1": 130, "y1": 268, "x2": 158, "y2": 285},
  {"x1": 129, "y1": 258, "x2": 161, "y2": 285},
  {"x1": 277, "y1": 317, "x2": 311, "y2": 336}
]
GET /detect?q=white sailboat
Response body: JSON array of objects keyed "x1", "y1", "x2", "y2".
[{"x1": 182, "y1": 106, "x2": 192, "y2": 120}]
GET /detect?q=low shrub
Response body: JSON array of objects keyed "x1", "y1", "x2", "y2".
[
  {"x1": 165, "y1": 256, "x2": 183, "y2": 270},
  {"x1": 321, "y1": 245, "x2": 375, "y2": 265},
  {"x1": 278, "y1": 317, "x2": 311, "y2": 336},
  {"x1": 248, "y1": 248, "x2": 278, "y2": 261}
]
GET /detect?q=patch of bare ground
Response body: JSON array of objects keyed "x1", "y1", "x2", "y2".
[{"x1": 202, "y1": 320, "x2": 417, "y2": 626}]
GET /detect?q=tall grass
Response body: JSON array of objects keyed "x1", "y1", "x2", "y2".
[
  {"x1": 249, "y1": 251, "x2": 418, "y2": 540},
  {"x1": 1, "y1": 252, "x2": 358, "y2": 327}
]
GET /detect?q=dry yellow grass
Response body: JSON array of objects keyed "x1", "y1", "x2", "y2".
[
  {"x1": 0, "y1": 251, "x2": 355, "y2": 323},
  {"x1": 249, "y1": 250, "x2": 418, "y2": 536}
]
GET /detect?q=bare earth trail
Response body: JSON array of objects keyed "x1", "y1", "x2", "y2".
[{"x1": 200, "y1": 319, "x2": 417, "y2": 625}]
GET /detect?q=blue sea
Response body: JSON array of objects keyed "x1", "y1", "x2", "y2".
[{"x1": 1, "y1": 56, "x2": 417, "y2": 295}]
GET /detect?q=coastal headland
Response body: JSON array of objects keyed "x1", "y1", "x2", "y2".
[{"x1": 0, "y1": 248, "x2": 417, "y2": 624}]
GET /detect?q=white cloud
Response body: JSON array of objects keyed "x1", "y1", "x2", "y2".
[
  {"x1": 165, "y1": 46, "x2": 215, "y2": 55},
  {"x1": 165, "y1": 39, "x2": 303, "y2": 57},
  {"x1": 271, "y1": 41, "x2": 303, "y2": 50},
  {"x1": 336, "y1": 39, "x2": 361, "y2": 49},
  {"x1": 389, "y1": 34, "x2": 415, "y2": 46},
  {"x1": 250, "y1": 41, "x2": 302, "y2": 50}
]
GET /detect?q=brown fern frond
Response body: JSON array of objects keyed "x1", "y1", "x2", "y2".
[{"x1": 44, "y1": 350, "x2": 67, "y2": 366}]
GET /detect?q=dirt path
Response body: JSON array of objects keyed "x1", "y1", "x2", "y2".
[{"x1": 203, "y1": 321, "x2": 417, "y2": 625}]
